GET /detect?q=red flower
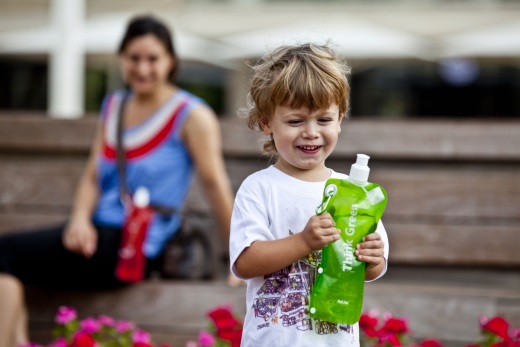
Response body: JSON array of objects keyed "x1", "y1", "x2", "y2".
[
  {"x1": 490, "y1": 342, "x2": 520, "y2": 347},
  {"x1": 381, "y1": 317, "x2": 409, "y2": 335},
  {"x1": 420, "y1": 339, "x2": 445, "y2": 347},
  {"x1": 360, "y1": 313, "x2": 379, "y2": 330},
  {"x1": 133, "y1": 343, "x2": 154, "y2": 347},
  {"x1": 218, "y1": 329, "x2": 242, "y2": 347},
  {"x1": 379, "y1": 333, "x2": 402, "y2": 347},
  {"x1": 70, "y1": 332, "x2": 96, "y2": 347},
  {"x1": 208, "y1": 306, "x2": 240, "y2": 329},
  {"x1": 360, "y1": 312, "x2": 380, "y2": 338},
  {"x1": 482, "y1": 317, "x2": 510, "y2": 340},
  {"x1": 207, "y1": 305, "x2": 243, "y2": 347}
]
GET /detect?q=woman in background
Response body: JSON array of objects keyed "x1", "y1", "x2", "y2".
[{"x1": 0, "y1": 15, "x2": 238, "y2": 346}]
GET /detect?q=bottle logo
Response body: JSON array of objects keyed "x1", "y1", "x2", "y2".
[
  {"x1": 342, "y1": 204, "x2": 358, "y2": 271},
  {"x1": 345, "y1": 204, "x2": 358, "y2": 237},
  {"x1": 342, "y1": 240, "x2": 354, "y2": 271}
]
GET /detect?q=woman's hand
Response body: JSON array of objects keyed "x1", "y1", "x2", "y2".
[{"x1": 63, "y1": 218, "x2": 98, "y2": 258}]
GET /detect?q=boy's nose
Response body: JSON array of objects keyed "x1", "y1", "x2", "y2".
[{"x1": 302, "y1": 124, "x2": 319, "y2": 138}]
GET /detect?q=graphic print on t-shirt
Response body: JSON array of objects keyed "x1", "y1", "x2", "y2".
[{"x1": 251, "y1": 231, "x2": 353, "y2": 335}]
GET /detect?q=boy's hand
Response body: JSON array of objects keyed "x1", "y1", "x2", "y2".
[
  {"x1": 355, "y1": 232, "x2": 385, "y2": 270},
  {"x1": 301, "y1": 213, "x2": 341, "y2": 251}
]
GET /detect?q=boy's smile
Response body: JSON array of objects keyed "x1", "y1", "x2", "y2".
[{"x1": 262, "y1": 103, "x2": 342, "y2": 181}]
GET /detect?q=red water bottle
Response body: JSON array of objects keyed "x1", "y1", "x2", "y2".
[{"x1": 115, "y1": 187, "x2": 154, "y2": 282}]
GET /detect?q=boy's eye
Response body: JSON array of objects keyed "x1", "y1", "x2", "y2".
[
  {"x1": 288, "y1": 119, "x2": 303, "y2": 125},
  {"x1": 319, "y1": 118, "x2": 333, "y2": 124}
]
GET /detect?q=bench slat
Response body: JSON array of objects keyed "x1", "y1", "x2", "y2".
[
  {"x1": 386, "y1": 223, "x2": 520, "y2": 266},
  {"x1": 2, "y1": 115, "x2": 520, "y2": 161}
]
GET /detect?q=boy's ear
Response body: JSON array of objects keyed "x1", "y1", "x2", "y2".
[
  {"x1": 337, "y1": 114, "x2": 345, "y2": 133},
  {"x1": 260, "y1": 116, "x2": 272, "y2": 135},
  {"x1": 338, "y1": 115, "x2": 345, "y2": 134}
]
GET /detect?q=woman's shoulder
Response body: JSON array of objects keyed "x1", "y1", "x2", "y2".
[
  {"x1": 177, "y1": 89, "x2": 208, "y2": 109},
  {"x1": 103, "y1": 89, "x2": 127, "y2": 103},
  {"x1": 98, "y1": 90, "x2": 127, "y2": 121}
]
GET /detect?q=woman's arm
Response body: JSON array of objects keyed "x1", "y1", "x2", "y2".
[
  {"x1": 62, "y1": 123, "x2": 103, "y2": 258},
  {"x1": 182, "y1": 106, "x2": 234, "y2": 246}
]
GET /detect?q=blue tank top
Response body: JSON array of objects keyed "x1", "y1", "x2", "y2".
[{"x1": 92, "y1": 89, "x2": 204, "y2": 258}]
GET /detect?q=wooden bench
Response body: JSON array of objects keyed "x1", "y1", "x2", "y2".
[{"x1": 1, "y1": 114, "x2": 519, "y2": 345}]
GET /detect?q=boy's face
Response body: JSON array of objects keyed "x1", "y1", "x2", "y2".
[{"x1": 262, "y1": 103, "x2": 342, "y2": 180}]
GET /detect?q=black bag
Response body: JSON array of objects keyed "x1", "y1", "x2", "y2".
[{"x1": 161, "y1": 225, "x2": 215, "y2": 280}]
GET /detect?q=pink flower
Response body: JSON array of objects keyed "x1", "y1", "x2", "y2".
[
  {"x1": 132, "y1": 330, "x2": 151, "y2": 343},
  {"x1": 49, "y1": 338, "x2": 68, "y2": 347},
  {"x1": 98, "y1": 315, "x2": 115, "y2": 327},
  {"x1": 116, "y1": 320, "x2": 135, "y2": 333},
  {"x1": 55, "y1": 306, "x2": 77, "y2": 325},
  {"x1": 80, "y1": 317, "x2": 101, "y2": 334},
  {"x1": 198, "y1": 330, "x2": 216, "y2": 347},
  {"x1": 512, "y1": 328, "x2": 520, "y2": 340}
]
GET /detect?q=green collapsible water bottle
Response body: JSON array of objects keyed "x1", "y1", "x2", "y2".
[{"x1": 309, "y1": 154, "x2": 388, "y2": 325}]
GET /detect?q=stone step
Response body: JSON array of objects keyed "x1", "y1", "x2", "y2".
[{"x1": 27, "y1": 267, "x2": 520, "y2": 346}]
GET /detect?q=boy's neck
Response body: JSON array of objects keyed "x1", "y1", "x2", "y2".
[{"x1": 274, "y1": 161, "x2": 331, "y2": 182}]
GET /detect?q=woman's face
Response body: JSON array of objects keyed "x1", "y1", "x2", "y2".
[{"x1": 119, "y1": 34, "x2": 174, "y2": 95}]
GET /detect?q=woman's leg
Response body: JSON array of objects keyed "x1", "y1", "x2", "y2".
[{"x1": 0, "y1": 274, "x2": 27, "y2": 347}]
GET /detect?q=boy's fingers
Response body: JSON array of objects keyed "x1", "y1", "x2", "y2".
[
  {"x1": 363, "y1": 233, "x2": 381, "y2": 242},
  {"x1": 357, "y1": 254, "x2": 382, "y2": 265},
  {"x1": 356, "y1": 248, "x2": 384, "y2": 258},
  {"x1": 321, "y1": 227, "x2": 340, "y2": 236},
  {"x1": 358, "y1": 240, "x2": 383, "y2": 250},
  {"x1": 320, "y1": 219, "x2": 335, "y2": 228}
]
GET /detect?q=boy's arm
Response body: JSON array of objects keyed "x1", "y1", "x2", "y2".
[
  {"x1": 234, "y1": 234, "x2": 310, "y2": 279},
  {"x1": 234, "y1": 213, "x2": 340, "y2": 279}
]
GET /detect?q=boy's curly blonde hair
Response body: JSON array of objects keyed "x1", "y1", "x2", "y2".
[{"x1": 240, "y1": 43, "x2": 351, "y2": 154}]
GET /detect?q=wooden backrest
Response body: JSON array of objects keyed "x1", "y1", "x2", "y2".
[{"x1": 1, "y1": 114, "x2": 519, "y2": 266}]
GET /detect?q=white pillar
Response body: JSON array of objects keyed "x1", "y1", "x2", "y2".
[{"x1": 49, "y1": 0, "x2": 85, "y2": 118}]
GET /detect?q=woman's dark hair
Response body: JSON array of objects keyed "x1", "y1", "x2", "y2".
[{"x1": 118, "y1": 15, "x2": 179, "y2": 82}]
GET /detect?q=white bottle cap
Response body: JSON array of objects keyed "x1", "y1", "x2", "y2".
[
  {"x1": 349, "y1": 154, "x2": 370, "y2": 183},
  {"x1": 133, "y1": 186, "x2": 150, "y2": 208}
]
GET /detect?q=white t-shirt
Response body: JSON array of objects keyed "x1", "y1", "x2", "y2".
[{"x1": 230, "y1": 166, "x2": 389, "y2": 347}]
